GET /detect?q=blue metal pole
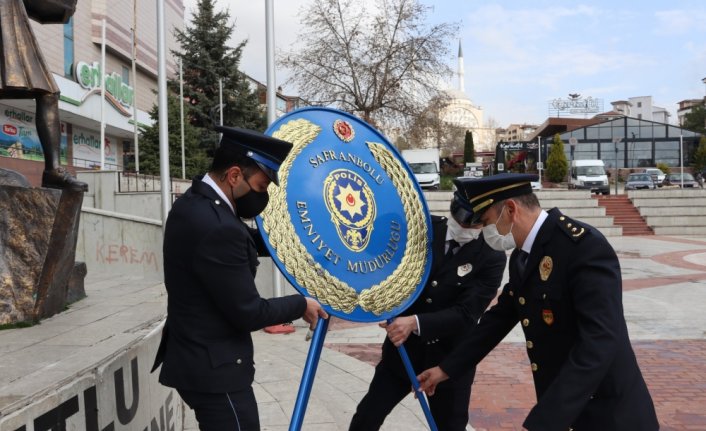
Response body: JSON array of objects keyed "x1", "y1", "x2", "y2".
[
  {"x1": 388, "y1": 319, "x2": 438, "y2": 431},
  {"x1": 289, "y1": 317, "x2": 329, "y2": 431}
]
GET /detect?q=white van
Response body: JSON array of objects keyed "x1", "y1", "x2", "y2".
[
  {"x1": 401, "y1": 149, "x2": 440, "y2": 189},
  {"x1": 569, "y1": 160, "x2": 610, "y2": 195}
]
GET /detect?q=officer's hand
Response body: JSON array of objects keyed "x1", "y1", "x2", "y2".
[
  {"x1": 303, "y1": 297, "x2": 329, "y2": 330},
  {"x1": 379, "y1": 316, "x2": 418, "y2": 347},
  {"x1": 416, "y1": 366, "x2": 449, "y2": 396}
]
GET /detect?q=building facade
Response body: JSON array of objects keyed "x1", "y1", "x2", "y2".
[
  {"x1": 611, "y1": 96, "x2": 670, "y2": 123},
  {"x1": 0, "y1": 0, "x2": 184, "y2": 183}
]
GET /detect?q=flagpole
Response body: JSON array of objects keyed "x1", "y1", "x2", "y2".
[
  {"x1": 157, "y1": 0, "x2": 171, "y2": 230},
  {"x1": 132, "y1": 0, "x2": 140, "y2": 173},
  {"x1": 100, "y1": 18, "x2": 106, "y2": 169}
]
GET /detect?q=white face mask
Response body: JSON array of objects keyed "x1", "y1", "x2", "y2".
[
  {"x1": 482, "y1": 205, "x2": 516, "y2": 251},
  {"x1": 447, "y1": 216, "x2": 481, "y2": 245}
]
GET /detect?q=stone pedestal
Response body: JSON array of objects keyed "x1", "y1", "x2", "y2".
[{"x1": 0, "y1": 184, "x2": 85, "y2": 324}]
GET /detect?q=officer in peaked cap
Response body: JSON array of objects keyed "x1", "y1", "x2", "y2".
[
  {"x1": 419, "y1": 173, "x2": 659, "y2": 431},
  {"x1": 451, "y1": 173, "x2": 538, "y2": 226},
  {"x1": 152, "y1": 126, "x2": 328, "y2": 431},
  {"x1": 212, "y1": 125, "x2": 292, "y2": 185},
  {"x1": 350, "y1": 182, "x2": 506, "y2": 430}
]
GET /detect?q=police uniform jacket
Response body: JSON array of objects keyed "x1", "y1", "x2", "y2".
[
  {"x1": 380, "y1": 215, "x2": 506, "y2": 386},
  {"x1": 439, "y1": 208, "x2": 658, "y2": 430},
  {"x1": 152, "y1": 176, "x2": 307, "y2": 393}
]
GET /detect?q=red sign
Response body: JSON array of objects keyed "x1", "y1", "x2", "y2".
[{"x1": 3, "y1": 124, "x2": 17, "y2": 135}]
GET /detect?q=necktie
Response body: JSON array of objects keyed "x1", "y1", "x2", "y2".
[
  {"x1": 516, "y1": 250, "x2": 529, "y2": 276},
  {"x1": 446, "y1": 239, "x2": 459, "y2": 259}
]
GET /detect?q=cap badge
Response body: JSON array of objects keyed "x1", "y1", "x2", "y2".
[
  {"x1": 333, "y1": 119, "x2": 355, "y2": 142},
  {"x1": 542, "y1": 309, "x2": 554, "y2": 326},
  {"x1": 539, "y1": 256, "x2": 553, "y2": 281},
  {"x1": 457, "y1": 263, "x2": 472, "y2": 277}
]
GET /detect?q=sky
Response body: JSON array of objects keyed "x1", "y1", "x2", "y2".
[{"x1": 182, "y1": 0, "x2": 706, "y2": 128}]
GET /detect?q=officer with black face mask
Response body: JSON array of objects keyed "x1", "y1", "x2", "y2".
[{"x1": 152, "y1": 126, "x2": 328, "y2": 431}]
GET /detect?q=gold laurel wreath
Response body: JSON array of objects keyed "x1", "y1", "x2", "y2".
[{"x1": 261, "y1": 118, "x2": 429, "y2": 315}]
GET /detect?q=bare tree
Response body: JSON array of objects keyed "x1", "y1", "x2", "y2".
[
  {"x1": 405, "y1": 95, "x2": 466, "y2": 156},
  {"x1": 280, "y1": 0, "x2": 458, "y2": 132}
]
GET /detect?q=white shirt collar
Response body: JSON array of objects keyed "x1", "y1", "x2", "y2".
[
  {"x1": 522, "y1": 209, "x2": 548, "y2": 255},
  {"x1": 202, "y1": 173, "x2": 235, "y2": 214}
]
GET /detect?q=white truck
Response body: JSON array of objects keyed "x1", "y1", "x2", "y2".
[
  {"x1": 569, "y1": 159, "x2": 610, "y2": 195},
  {"x1": 401, "y1": 148, "x2": 440, "y2": 190}
]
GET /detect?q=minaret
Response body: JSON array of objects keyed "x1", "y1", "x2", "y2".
[{"x1": 458, "y1": 39, "x2": 465, "y2": 93}]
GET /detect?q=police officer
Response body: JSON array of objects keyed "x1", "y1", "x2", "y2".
[
  {"x1": 349, "y1": 181, "x2": 507, "y2": 431},
  {"x1": 417, "y1": 173, "x2": 658, "y2": 431},
  {"x1": 152, "y1": 126, "x2": 328, "y2": 431}
]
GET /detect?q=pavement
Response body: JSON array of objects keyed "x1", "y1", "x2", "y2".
[{"x1": 2, "y1": 234, "x2": 706, "y2": 430}]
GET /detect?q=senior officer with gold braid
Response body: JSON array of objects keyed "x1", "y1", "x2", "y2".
[
  {"x1": 349, "y1": 186, "x2": 507, "y2": 431},
  {"x1": 152, "y1": 126, "x2": 328, "y2": 431},
  {"x1": 417, "y1": 173, "x2": 658, "y2": 431}
]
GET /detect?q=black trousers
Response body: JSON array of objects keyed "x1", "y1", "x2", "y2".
[
  {"x1": 349, "y1": 361, "x2": 473, "y2": 431},
  {"x1": 178, "y1": 387, "x2": 259, "y2": 431}
]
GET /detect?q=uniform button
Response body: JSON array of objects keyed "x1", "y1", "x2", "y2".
[
  {"x1": 425, "y1": 298, "x2": 432, "y2": 304},
  {"x1": 431, "y1": 280, "x2": 438, "y2": 287},
  {"x1": 531, "y1": 363, "x2": 538, "y2": 372},
  {"x1": 522, "y1": 318, "x2": 530, "y2": 327},
  {"x1": 236, "y1": 359, "x2": 242, "y2": 364},
  {"x1": 526, "y1": 340, "x2": 534, "y2": 349},
  {"x1": 542, "y1": 293, "x2": 547, "y2": 299},
  {"x1": 215, "y1": 199, "x2": 221, "y2": 205},
  {"x1": 560, "y1": 216, "x2": 565, "y2": 221},
  {"x1": 509, "y1": 290, "x2": 514, "y2": 297},
  {"x1": 519, "y1": 297, "x2": 526, "y2": 305}
]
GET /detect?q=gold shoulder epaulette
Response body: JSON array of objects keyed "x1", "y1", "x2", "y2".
[{"x1": 557, "y1": 215, "x2": 587, "y2": 241}]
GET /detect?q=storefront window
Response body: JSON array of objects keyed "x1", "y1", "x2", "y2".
[{"x1": 63, "y1": 17, "x2": 74, "y2": 78}]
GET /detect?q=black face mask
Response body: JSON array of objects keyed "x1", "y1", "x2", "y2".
[{"x1": 235, "y1": 189, "x2": 269, "y2": 219}]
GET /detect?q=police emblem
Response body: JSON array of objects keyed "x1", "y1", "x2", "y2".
[
  {"x1": 457, "y1": 263, "x2": 472, "y2": 277},
  {"x1": 257, "y1": 107, "x2": 433, "y2": 322},
  {"x1": 539, "y1": 256, "x2": 553, "y2": 281},
  {"x1": 323, "y1": 169, "x2": 376, "y2": 251}
]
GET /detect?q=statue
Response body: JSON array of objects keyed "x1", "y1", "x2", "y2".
[
  {"x1": 0, "y1": 1, "x2": 88, "y2": 324},
  {"x1": 0, "y1": 0, "x2": 87, "y2": 191}
]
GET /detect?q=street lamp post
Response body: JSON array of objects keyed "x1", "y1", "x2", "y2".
[
  {"x1": 612, "y1": 137, "x2": 621, "y2": 195},
  {"x1": 569, "y1": 137, "x2": 577, "y2": 186}
]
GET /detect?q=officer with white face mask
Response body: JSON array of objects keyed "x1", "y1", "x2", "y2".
[
  {"x1": 350, "y1": 188, "x2": 506, "y2": 431},
  {"x1": 418, "y1": 173, "x2": 658, "y2": 431}
]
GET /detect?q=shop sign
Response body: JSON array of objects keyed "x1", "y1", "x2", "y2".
[
  {"x1": 75, "y1": 61, "x2": 134, "y2": 108},
  {"x1": 549, "y1": 95, "x2": 603, "y2": 115},
  {"x1": 0, "y1": 104, "x2": 67, "y2": 163},
  {"x1": 72, "y1": 126, "x2": 117, "y2": 167}
]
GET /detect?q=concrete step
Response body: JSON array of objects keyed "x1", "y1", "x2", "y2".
[
  {"x1": 639, "y1": 206, "x2": 705, "y2": 216},
  {"x1": 653, "y1": 225, "x2": 706, "y2": 235},
  {"x1": 644, "y1": 215, "x2": 706, "y2": 227},
  {"x1": 631, "y1": 197, "x2": 706, "y2": 207},
  {"x1": 429, "y1": 211, "x2": 615, "y2": 227},
  {"x1": 538, "y1": 199, "x2": 601, "y2": 208},
  {"x1": 535, "y1": 190, "x2": 594, "y2": 199},
  {"x1": 628, "y1": 189, "x2": 706, "y2": 199}
]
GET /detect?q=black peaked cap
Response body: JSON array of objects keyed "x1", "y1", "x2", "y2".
[
  {"x1": 453, "y1": 173, "x2": 538, "y2": 222},
  {"x1": 213, "y1": 125, "x2": 293, "y2": 185}
]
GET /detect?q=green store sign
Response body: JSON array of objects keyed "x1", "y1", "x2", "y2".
[{"x1": 75, "y1": 61, "x2": 134, "y2": 108}]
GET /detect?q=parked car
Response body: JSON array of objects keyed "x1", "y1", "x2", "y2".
[
  {"x1": 662, "y1": 172, "x2": 698, "y2": 188},
  {"x1": 641, "y1": 168, "x2": 665, "y2": 187},
  {"x1": 625, "y1": 173, "x2": 656, "y2": 190}
]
